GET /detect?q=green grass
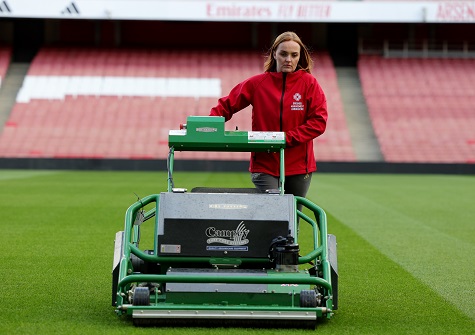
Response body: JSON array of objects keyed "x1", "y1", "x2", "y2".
[{"x1": 0, "y1": 170, "x2": 473, "y2": 335}]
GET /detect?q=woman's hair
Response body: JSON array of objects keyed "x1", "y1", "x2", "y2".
[{"x1": 264, "y1": 31, "x2": 313, "y2": 73}]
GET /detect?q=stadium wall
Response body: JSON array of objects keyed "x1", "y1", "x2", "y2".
[{"x1": 0, "y1": 157, "x2": 474, "y2": 175}]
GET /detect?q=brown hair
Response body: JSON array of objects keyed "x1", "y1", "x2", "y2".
[{"x1": 264, "y1": 31, "x2": 313, "y2": 73}]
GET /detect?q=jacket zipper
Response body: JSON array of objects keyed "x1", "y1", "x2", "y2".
[{"x1": 279, "y1": 73, "x2": 287, "y2": 131}]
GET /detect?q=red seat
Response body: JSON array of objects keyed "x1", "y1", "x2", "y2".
[
  {"x1": 359, "y1": 55, "x2": 475, "y2": 163},
  {"x1": 0, "y1": 47, "x2": 356, "y2": 162}
]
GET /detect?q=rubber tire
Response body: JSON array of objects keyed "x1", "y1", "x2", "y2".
[
  {"x1": 132, "y1": 287, "x2": 150, "y2": 306},
  {"x1": 300, "y1": 290, "x2": 318, "y2": 308}
]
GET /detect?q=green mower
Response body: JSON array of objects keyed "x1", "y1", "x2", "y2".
[{"x1": 112, "y1": 116, "x2": 338, "y2": 328}]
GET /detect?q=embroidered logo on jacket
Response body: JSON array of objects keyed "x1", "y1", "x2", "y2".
[{"x1": 291, "y1": 92, "x2": 304, "y2": 111}]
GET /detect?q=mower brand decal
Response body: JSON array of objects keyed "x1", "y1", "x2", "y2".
[
  {"x1": 281, "y1": 284, "x2": 299, "y2": 287},
  {"x1": 209, "y1": 204, "x2": 248, "y2": 209},
  {"x1": 205, "y1": 221, "x2": 249, "y2": 248},
  {"x1": 196, "y1": 127, "x2": 217, "y2": 132},
  {"x1": 207, "y1": 246, "x2": 248, "y2": 251}
]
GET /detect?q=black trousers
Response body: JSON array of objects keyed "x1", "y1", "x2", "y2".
[{"x1": 251, "y1": 172, "x2": 312, "y2": 198}]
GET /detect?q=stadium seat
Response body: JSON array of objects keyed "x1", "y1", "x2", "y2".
[
  {"x1": 0, "y1": 47, "x2": 355, "y2": 162},
  {"x1": 358, "y1": 55, "x2": 475, "y2": 163}
]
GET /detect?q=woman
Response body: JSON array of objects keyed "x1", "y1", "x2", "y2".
[{"x1": 210, "y1": 31, "x2": 328, "y2": 198}]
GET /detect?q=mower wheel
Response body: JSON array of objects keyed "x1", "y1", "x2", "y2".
[
  {"x1": 130, "y1": 250, "x2": 160, "y2": 274},
  {"x1": 132, "y1": 287, "x2": 150, "y2": 306},
  {"x1": 300, "y1": 290, "x2": 318, "y2": 308}
]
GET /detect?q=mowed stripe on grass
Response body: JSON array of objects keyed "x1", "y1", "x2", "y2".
[
  {"x1": 311, "y1": 174, "x2": 475, "y2": 321},
  {"x1": 313, "y1": 212, "x2": 474, "y2": 334},
  {"x1": 0, "y1": 171, "x2": 473, "y2": 335}
]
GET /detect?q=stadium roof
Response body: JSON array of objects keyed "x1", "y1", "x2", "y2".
[{"x1": 1, "y1": 0, "x2": 475, "y2": 23}]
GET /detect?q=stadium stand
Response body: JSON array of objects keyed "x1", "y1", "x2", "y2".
[
  {"x1": 0, "y1": 47, "x2": 355, "y2": 162},
  {"x1": 358, "y1": 55, "x2": 475, "y2": 163},
  {"x1": 313, "y1": 52, "x2": 356, "y2": 162}
]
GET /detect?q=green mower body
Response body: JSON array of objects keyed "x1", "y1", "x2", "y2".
[{"x1": 112, "y1": 116, "x2": 338, "y2": 328}]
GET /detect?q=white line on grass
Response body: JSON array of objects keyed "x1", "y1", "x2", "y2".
[{"x1": 0, "y1": 170, "x2": 62, "y2": 181}]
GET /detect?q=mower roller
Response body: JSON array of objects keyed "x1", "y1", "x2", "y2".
[{"x1": 112, "y1": 116, "x2": 338, "y2": 328}]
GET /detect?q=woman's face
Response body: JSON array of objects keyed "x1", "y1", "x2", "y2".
[{"x1": 273, "y1": 40, "x2": 301, "y2": 73}]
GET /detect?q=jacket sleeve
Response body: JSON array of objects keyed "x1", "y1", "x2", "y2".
[
  {"x1": 285, "y1": 78, "x2": 328, "y2": 147},
  {"x1": 209, "y1": 78, "x2": 253, "y2": 120}
]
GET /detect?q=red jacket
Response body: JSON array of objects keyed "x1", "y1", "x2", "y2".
[{"x1": 210, "y1": 70, "x2": 327, "y2": 177}]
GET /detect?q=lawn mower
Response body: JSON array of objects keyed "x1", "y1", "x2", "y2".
[{"x1": 112, "y1": 116, "x2": 338, "y2": 328}]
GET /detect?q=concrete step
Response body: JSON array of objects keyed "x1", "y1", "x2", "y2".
[
  {"x1": 0, "y1": 62, "x2": 29, "y2": 128},
  {"x1": 336, "y1": 66, "x2": 384, "y2": 162}
]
